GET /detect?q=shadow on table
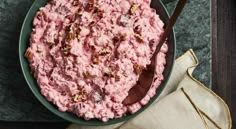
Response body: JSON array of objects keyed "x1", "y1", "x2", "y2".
[{"x1": 0, "y1": 0, "x2": 63, "y2": 122}]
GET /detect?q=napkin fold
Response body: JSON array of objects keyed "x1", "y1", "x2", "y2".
[{"x1": 67, "y1": 49, "x2": 231, "y2": 129}]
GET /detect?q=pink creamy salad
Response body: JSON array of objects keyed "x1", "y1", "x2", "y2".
[{"x1": 25, "y1": 0, "x2": 168, "y2": 122}]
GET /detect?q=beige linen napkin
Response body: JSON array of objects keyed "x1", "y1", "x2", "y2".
[{"x1": 67, "y1": 49, "x2": 231, "y2": 129}]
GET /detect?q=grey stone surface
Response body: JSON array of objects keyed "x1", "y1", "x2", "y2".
[
  {"x1": 165, "y1": 0, "x2": 211, "y2": 87},
  {"x1": 0, "y1": 0, "x2": 210, "y2": 121}
]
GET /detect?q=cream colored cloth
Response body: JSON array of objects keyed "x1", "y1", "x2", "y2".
[{"x1": 67, "y1": 49, "x2": 232, "y2": 129}]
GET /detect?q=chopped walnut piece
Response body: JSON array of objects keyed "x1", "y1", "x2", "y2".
[
  {"x1": 76, "y1": 27, "x2": 81, "y2": 35},
  {"x1": 99, "y1": 49, "x2": 110, "y2": 56},
  {"x1": 72, "y1": 0, "x2": 80, "y2": 6},
  {"x1": 120, "y1": 33, "x2": 127, "y2": 41},
  {"x1": 89, "y1": 21, "x2": 96, "y2": 26},
  {"x1": 75, "y1": 12, "x2": 82, "y2": 19},
  {"x1": 113, "y1": 36, "x2": 119, "y2": 43},
  {"x1": 61, "y1": 44, "x2": 72, "y2": 55},
  {"x1": 73, "y1": 94, "x2": 82, "y2": 102},
  {"x1": 92, "y1": 57, "x2": 100, "y2": 64},
  {"x1": 114, "y1": 50, "x2": 120, "y2": 59},
  {"x1": 134, "y1": 33, "x2": 144, "y2": 43},
  {"x1": 83, "y1": 71, "x2": 95, "y2": 79},
  {"x1": 91, "y1": 53, "x2": 100, "y2": 64},
  {"x1": 85, "y1": 3, "x2": 94, "y2": 12},
  {"x1": 59, "y1": 32, "x2": 63, "y2": 36},
  {"x1": 75, "y1": 8, "x2": 84, "y2": 18},
  {"x1": 77, "y1": 35, "x2": 80, "y2": 40},
  {"x1": 133, "y1": 63, "x2": 143, "y2": 75},
  {"x1": 73, "y1": 91, "x2": 87, "y2": 102},
  {"x1": 47, "y1": 41, "x2": 55, "y2": 47},
  {"x1": 78, "y1": 7, "x2": 84, "y2": 13},
  {"x1": 66, "y1": 32, "x2": 76, "y2": 41},
  {"x1": 65, "y1": 25, "x2": 71, "y2": 32},
  {"x1": 113, "y1": 33, "x2": 127, "y2": 43},
  {"x1": 54, "y1": 38, "x2": 59, "y2": 44},
  {"x1": 97, "y1": 10, "x2": 104, "y2": 18},
  {"x1": 103, "y1": 71, "x2": 114, "y2": 78},
  {"x1": 130, "y1": 4, "x2": 139, "y2": 14},
  {"x1": 93, "y1": 7, "x2": 103, "y2": 18},
  {"x1": 24, "y1": 49, "x2": 34, "y2": 61},
  {"x1": 93, "y1": 6, "x2": 98, "y2": 13},
  {"x1": 115, "y1": 75, "x2": 120, "y2": 81},
  {"x1": 90, "y1": 45, "x2": 96, "y2": 51},
  {"x1": 36, "y1": 11, "x2": 43, "y2": 17},
  {"x1": 36, "y1": 11, "x2": 45, "y2": 20}
]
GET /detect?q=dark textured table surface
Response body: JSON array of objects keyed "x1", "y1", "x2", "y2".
[{"x1": 0, "y1": 0, "x2": 225, "y2": 128}]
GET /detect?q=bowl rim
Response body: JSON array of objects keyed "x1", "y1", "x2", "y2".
[{"x1": 19, "y1": 0, "x2": 176, "y2": 126}]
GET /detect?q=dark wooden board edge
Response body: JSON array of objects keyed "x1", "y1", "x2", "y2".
[{"x1": 212, "y1": 0, "x2": 236, "y2": 127}]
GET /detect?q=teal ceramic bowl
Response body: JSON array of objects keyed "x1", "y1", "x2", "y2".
[{"x1": 19, "y1": 0, "x2": 175, "y2": 126}]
